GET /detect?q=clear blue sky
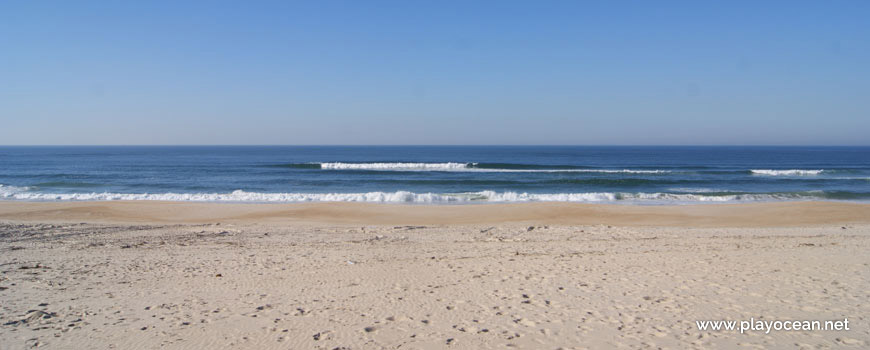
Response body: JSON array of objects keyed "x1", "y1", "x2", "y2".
[{"x1": 2, "y1": 1, "x2": 868, "y2": 145}]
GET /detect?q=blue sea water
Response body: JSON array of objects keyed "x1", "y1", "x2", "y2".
[{"x1": 0, "y1": 146, "x2": 868, "y2": 204}]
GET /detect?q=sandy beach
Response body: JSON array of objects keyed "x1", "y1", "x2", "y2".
[{"x1": 1, "y1": 201, "x2": 869, "y2": 349}]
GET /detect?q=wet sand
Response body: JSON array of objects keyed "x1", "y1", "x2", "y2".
[{"x1": 1, "y1": 201, "x2": 869, "y2": 227}]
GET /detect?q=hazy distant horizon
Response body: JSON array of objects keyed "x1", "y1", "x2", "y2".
[{"x1": 2, "y1": 144, "x2": 869, "y2": 147}]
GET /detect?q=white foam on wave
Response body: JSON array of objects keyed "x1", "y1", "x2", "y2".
[
  {"x1": 320, "y1": 162, "x2": 471, "y2": 171},
  {"x1": 668, "y1": 187, "x2": 733, "y2": 193},
  {"x1": 0, "y1": 184, "x2": 30, "y2": 196},
  {"x1": 317, "y1": 162, "x2": 669, "y2": 173},
  {"x1": 480, "y1": 191, "x2": 812, "y2": 202},
  {"x1": 750, "y1": 169, "x2": 824, "y2": 176},
  {"x1": 0, "y1": 185, "x2": 820, "y2": 204}
]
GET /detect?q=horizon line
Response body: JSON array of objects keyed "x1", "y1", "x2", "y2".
[{"x1": 0, "y1": 144, "x2": 869, "y2": 148}]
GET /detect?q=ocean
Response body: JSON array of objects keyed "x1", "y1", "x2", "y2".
[{"x1": 1, "y1": 146, "x2": 868, "y2": 204}]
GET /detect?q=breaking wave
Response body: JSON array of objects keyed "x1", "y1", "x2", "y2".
[
  {"x1": 750, "y1": 169, "x2": 824, "y2": 176},
  {"x1": 320, "y1": 162, "x2": 471, "y2": 171},
  {"x1": 275, "y1": 162, "x2": 671, "y2": 173},
  {"x1": 0, "y1": 185, "x2": 857, "y2": 203}
]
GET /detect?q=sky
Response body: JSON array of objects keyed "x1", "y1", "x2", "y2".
[{"x1": 1, "y1": 1, "x2": 868, "y2": 145}]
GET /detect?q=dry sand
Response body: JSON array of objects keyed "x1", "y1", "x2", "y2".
[{"x1": 1, "y1": 201, "x2": 869, "y2": 349}]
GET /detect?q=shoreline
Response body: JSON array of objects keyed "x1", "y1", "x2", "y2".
[{"x1": 2, "y1": 200, "x2": 869, "y2": 227}]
